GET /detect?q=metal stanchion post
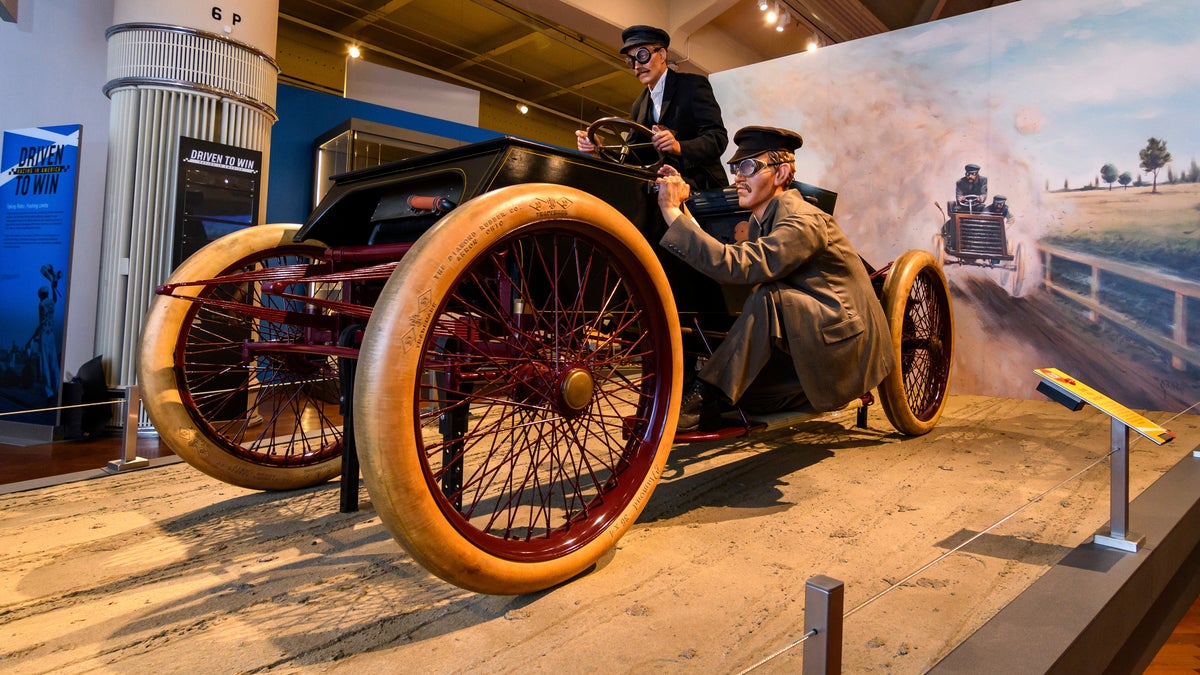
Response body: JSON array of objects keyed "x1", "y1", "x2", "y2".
[
  {"x1": 1092, "y1": 419, "x2": 1145, "y2": 552},
  {"x1": 803, "y1": 575, "x2": 844, "y2": 675},
  {"x1": 106, "y1": 385, "x2": 149, "y2": 472}
]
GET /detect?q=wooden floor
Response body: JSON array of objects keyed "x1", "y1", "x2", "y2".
[
  {"x1": 0, "y1": 430, "x2": 174, "y2": 486},
  {"x1": 1146, "y1": 598, "x2": 1200, "y2": 674},
  {"x1": 1, "y1": 431, "x2": 1196, "y2": 671}
]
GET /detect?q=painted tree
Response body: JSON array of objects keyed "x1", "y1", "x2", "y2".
[
  {"x1": 1118, "y1": 171, "x2": 1132, "y2": 189},
  {"x1": 1139, "y1": 137, "x2": 1172, "y2": 193},
  {"x1": 1100, "y1": 163, "x2": 1119, "y2": 190}
]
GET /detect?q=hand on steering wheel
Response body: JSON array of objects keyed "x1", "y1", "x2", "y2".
[
  {"x1": 584, "y1": 117, "x2": 665, "y2": 171},
  {"x1": 958, "y1": 194, "x2": 982, "y2": 212}
]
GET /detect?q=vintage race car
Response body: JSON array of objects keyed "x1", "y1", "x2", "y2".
[
  {"x1": 935, "y1": 194, "x2": 1025, "y2": 294},
  {"x1": 137, "y1": 118, "x2": 953, "y2": 594}
]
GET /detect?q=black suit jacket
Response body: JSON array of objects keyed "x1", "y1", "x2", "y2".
[{"x1": 631, "y1": 69, "x2": 729, "y2": 190}]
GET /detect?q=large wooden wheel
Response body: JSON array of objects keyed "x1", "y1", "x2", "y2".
[
  {"x1": 878, "y1": 250, "x2": 954, "y2": 435},
  {"x1": 138, "y1": 224, "x2": 344, "y2": 491},
  {"x1": 355, "y1": 183, "x2": 682, "y2": 594}
]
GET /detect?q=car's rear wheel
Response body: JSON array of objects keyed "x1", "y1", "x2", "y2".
[
  {"x1": 878, "y1": 250, "x2": 954, "y2": 435},
  {"x1": 139, "y1": 224, "x2": 344, "y2": 490}
]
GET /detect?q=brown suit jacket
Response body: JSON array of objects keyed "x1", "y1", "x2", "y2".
[{"x1": 660, "y1": 190, "x2": 895, "y2": 411}]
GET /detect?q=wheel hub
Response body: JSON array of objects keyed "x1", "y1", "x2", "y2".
[{"x1": 558, "y1": 367, "x2": 594, "y2": 415}]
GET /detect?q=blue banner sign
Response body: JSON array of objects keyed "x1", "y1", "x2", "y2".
[{"x1": 0, "y1": 124, "x2": 81, "y2": 424}]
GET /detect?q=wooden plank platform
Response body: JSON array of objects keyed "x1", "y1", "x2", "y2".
[{"x1": 1, "y1": 395, "x2": 1198, "y2": 673}]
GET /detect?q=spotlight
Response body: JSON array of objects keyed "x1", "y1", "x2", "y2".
[
  {"x1": 517, "y1": 103, "x2": 529, "y2": 114},
  {"x1": 765, "y1": 8, "x2": 777, "y2": 23},
  {"x1": 348, "y1": 45, "x2": 361, "y2": 58},
  {"x1": 757, "y1": 0, "x2": 769, "y2": 10},
  {"x1": 806, "y1": 39, "x2": 818, "y2": 52},
  {"x1": 776, "y1": 11, "x2": 790, "y2": 31}
]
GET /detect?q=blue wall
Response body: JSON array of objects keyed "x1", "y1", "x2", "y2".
[{"x1": 267, "y1": 84, "x2": 502, "y2": 224}]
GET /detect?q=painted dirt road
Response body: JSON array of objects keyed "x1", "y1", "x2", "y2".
[{"x1": 947, "y1": 274, "x2": 1200, "y2": 412}]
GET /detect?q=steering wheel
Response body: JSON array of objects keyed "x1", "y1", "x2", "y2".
[{"x1": 586, "y1": 117, "x2": 665, "y2": 171}]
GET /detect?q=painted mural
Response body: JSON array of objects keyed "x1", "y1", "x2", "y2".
[{"x1": 710, "y1": 0, "x2": 1200, "y2": 413}]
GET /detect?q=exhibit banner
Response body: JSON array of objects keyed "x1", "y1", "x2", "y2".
[{"x1": 0, "y1": 124, "x2": 80, "y2": 423}]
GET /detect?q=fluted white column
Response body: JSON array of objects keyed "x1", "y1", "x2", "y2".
[{"x1": 97, "y1": 18, "x2": 277, "y2": 388}]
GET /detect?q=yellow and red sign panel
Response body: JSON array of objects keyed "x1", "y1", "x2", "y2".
[{"x1": 1035, "y1": 367, "x2": 1175, "y2": 445}]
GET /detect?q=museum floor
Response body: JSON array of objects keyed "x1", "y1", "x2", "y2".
[{"x1": 1, "y1": 395, "x2": 1197, "y2": 672}]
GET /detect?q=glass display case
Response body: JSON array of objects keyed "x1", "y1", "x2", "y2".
[{"x1": 313, "y1": 118, "x2": 464, "y2": 206}]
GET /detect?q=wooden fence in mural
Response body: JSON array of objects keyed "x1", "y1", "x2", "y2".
[{"x1": 1037, "y1": 242, "x2": 1200, "y2": 372}]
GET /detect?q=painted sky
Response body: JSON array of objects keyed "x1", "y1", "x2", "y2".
[
  {"x1": 709, "y1": 0, "x2": 1199, "y2": 263},
  {"x1": 890, "y1": 0, "x2": 1200, "y2": 190}
]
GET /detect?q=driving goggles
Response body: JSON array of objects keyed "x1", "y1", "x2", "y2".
[
  {"x1": 729, "y1": 158, "x2": 785, "y2": 177},
  {"x1": 624, "y1": 46, "x2": 662, "y2": 68}
]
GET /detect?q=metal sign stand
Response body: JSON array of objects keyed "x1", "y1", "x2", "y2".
[
  {"x1": 1034, "y1": 368, "x2": 1175, "y2": 553},
  {"x1": 1091, "y1": 419, "x2": 1144, "y2": 552},
  {"x1": 106, "y1": 385, "x2": 150, "y2": 472}
]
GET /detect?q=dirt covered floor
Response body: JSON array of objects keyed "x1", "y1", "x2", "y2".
[{"x1": 2, "y1": 395, "x2": 1197, "y2": 674}]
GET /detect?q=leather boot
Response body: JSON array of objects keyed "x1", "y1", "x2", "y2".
[{"x1": 677, "y1": 379, "x2": 717, "y2": 432}]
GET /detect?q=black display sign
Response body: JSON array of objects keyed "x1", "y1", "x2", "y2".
[{"x1": 174, "y1": 136, "x2": 261, "y2": 267}]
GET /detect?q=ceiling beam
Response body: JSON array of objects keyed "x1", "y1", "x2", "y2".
[
  {"x1": 486, "y1": 0, "x2": 773, "y2": 74},
  {"x1": 448, "y1": 29, "x2": 541, "y2": 74},
  {"x1": 530, "y1": 69, "x2": 626, "y2": 105},
  {"x1": 668, "y1": 0, "x2": 741, "y2": 36},
  {"x1": 279, "y1": 12, "x2": 626, "y2": 124},
  {"x1": 782, "y1": 0, "x2": 889, "y2": 43},
  {"x1": 914, "y1": 0, "x2": 950, "y2": 23},
  {"x1": 339, "y1": 0, "x2": 419, "y2": 34}
]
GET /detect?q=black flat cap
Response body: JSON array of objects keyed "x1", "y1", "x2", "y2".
[
  {"x1": 729, "y1": 126, "x2": 804, "y2": 162},
  {"x1": 965, "y1": 163, "x2": 980, "y2": 173},
  {"x1": 620, "y1": 25, "x2": 670, "y2": 54}
]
